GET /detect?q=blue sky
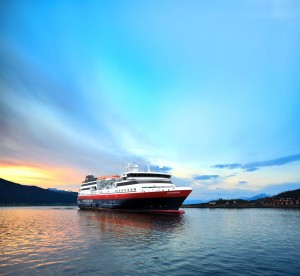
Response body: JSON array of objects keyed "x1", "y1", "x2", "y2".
[{"x1": 1, "y1": 0, "x2": 300, "y2": 200}]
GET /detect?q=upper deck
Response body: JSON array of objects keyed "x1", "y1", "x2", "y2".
[{"x1": 79, "y1": 162, "x2": 177, "y2": 194}]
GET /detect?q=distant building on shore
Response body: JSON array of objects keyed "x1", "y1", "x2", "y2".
[{"x1": 263, "y1": 198, "x2": 300, "y2": 206}]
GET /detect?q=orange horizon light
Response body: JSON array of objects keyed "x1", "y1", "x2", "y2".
[{"x1": 0, "y1": 160, "x2": 83, "y2": 189}]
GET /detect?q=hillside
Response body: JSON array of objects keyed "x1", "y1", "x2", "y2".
[
  {"x1": 0, "y1": 178, "x2": 78, "y2": 205},
  {"x1": 183, "y1": 187, "x2": 300, "y2": 208},
  {"x1": 274, "y1": 188, "x2": 300, "y2": 199}
]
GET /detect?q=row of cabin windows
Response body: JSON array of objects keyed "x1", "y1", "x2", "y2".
[
  {"x1": 119, "y1": 188, "x2": 136, "y2": 192},
  {"x1": 126, "y1": 173, "x2": 171, "y2": 179},
  {"x1": 81, "y1": 186, "x2": 96, "y2": 191},
  {"x1": 81, "y1": 187, "x2": 137, "y2": 192},
  {"x1": 81, "y1": 181, "x2": 97, "y2": 187}
]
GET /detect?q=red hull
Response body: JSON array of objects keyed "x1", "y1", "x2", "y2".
[{"x1": 78, "y1": 189, "x2": 191, "y2": 214}]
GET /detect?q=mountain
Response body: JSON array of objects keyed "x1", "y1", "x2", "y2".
[
  {"x1": 48, "y1": 188, "x2": 75, "y2": 194},
  {"x1": 273, "y1": 188, "x2": 300, "y2": 199},
  {"x1": 240, "y1": 193, "x2": 271, "y2": 201},
  {"x1": 0, "y1": 178, "x2": 78, "y2": 205}
]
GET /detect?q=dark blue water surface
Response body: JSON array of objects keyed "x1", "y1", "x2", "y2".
[{"x1": 0, "y1": 207, "x2": 300, "y2": 275}]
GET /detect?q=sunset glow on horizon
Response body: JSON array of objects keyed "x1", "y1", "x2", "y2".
[{"x1": 0, "y1": 160, "x2": 83, "y2": 189}]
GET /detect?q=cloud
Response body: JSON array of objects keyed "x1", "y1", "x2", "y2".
[
  {"x1": 193, "y1": 175, "x2": 219, "y2": 180},
  {"x1": 213, "y1": 154, "x2": 300, "y2": 172},
  {"x1": 0, "y1": 43, "x2": 149, "y2": 185},
  {"x1": 243, "y1": 154, "x2": 300, "y2": 170},
  {"x1": 238, "y1": 181, "x2": 247, "y2": 184},
  {"x1": 151, "y1": 165, "x2": 172, "y2": 172},
  {"x1": 244, "y1": 167, "x2": 259, "y2": 172},
  {"x1": 213, "y1": 163, "x2": 242, "y2": 169}
]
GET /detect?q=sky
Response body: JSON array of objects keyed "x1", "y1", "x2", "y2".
[{"x1": 1, "y1": 0, "x2": 300, "y2": 200}]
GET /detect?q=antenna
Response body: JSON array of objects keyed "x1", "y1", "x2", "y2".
[{"x1": 147, "y1": 161, "x2": 150, "y2": 172}]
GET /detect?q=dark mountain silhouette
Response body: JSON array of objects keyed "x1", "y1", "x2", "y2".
[
  {"x1": 0, "y1": 178, "x2": 77, "y2": 205},
  {"x1": 274, "y1": 188, "x2": 300, "y2": 199}
]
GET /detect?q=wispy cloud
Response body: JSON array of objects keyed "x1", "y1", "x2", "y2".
[
  {"x1": 193, "y1": 175, "x2": 219, "y2": 180},
  {"x1": 244, "y1": 168, "x2": 259, "y2": 172},
  {"x1": 243, "y1": 154, "x2": 300, "y2": 170},
  {"x1": 212, "y1": 154, "x2": 300, "y2": 172},
  {"x1": 0, "y1": 44, "x2": 146, "y2": 184},
  {"x1": 213, "y1": 163, "x2": 241, "y2": 169}
]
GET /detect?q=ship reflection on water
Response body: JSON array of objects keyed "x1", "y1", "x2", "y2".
[{"x1": 77, "y1": 209, "x2": 186, "y2": 238}]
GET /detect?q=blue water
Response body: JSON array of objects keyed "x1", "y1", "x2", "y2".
[{"x1": 0, "y1": 207, "x2": 300, "y2": 275}]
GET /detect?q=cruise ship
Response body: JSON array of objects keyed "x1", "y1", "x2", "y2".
[{"x1": 77, "y1": 163, "x2": 192, "y2": 214}]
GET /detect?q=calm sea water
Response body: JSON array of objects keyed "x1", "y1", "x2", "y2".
[{"x1": 0, "y1": 207, "x2": 300, "y2": 275}]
